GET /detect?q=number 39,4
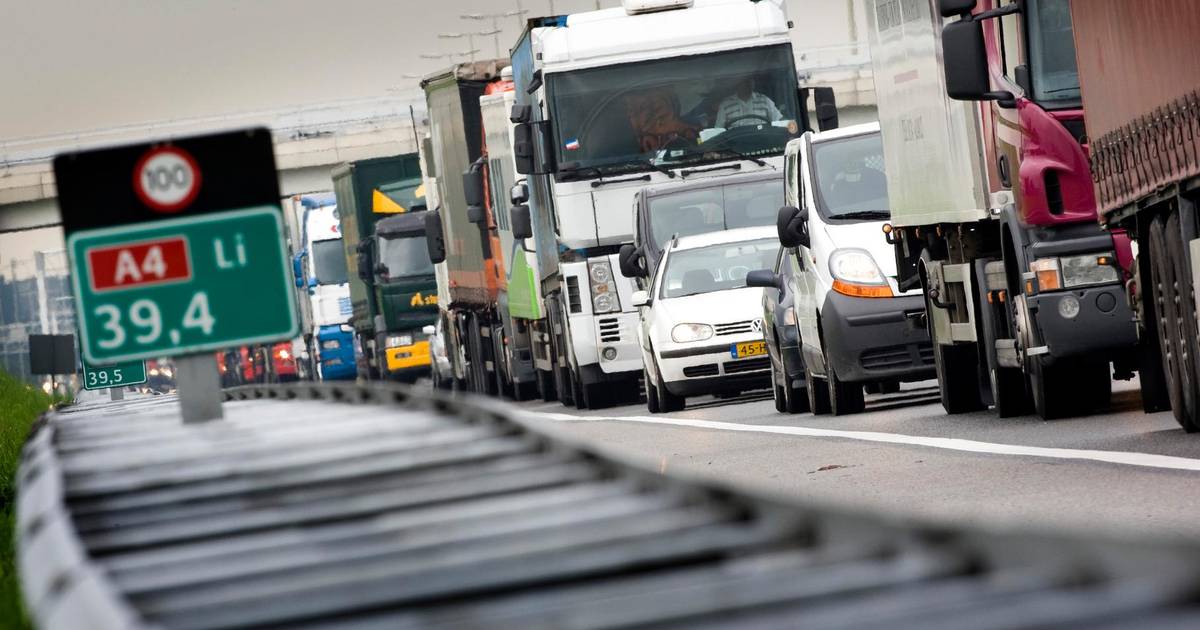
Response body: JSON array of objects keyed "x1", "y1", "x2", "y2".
[{"x1": 94, "y1": 292, "x2": 215, "y2": 350}]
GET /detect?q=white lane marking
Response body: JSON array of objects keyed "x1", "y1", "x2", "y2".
[{"x1": 524, "y1": 410, "x2": 1200, "y2": 473}]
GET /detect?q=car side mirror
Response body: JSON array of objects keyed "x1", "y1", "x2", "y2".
[
  {"x1": 514, "y1": 123, "x2": 534, "y2": 175},
  {"x1": 618, "y1": 243, "x2": 646, "y2": 279},
  {"x1": 776, "y1": 205, "x2": 810, "y2": 249},
  {"x1": 425, "y1": 210, "x2": 447, "y2": 264},
  {"x1": 510, "y1": 182, "x2": 529, "y2": 205},
  {"x1": 631, "y1": 290, "x2": 650, "y2": 307},
  {"x1": 511, "y1": 204, "x2": 533, "y2": 239},
  {"x1": 746, "y1": 269, "x2": 784, "y2": 293},
  {"x1": 422, "y1": 325, "x2": 436, "y2": 335},
  {"x1": 942, "y1": 18, "x2": 1014, "y2": 106}
]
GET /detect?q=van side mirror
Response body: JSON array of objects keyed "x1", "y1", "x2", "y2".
[
  {"x1": 746, "y1": 269, "x2": 784, "y2": 293},
  {"x1": 424, "y1": 210, "x2": 447, "y2": 264},
  {"x1": 942, "y1": 17, "x2": 1015, "y2": 106},
  {"x1": 514, "y1": 123, "x2": 534, "y2": 175},
  {"x1": 777, "y1": 205, "x2": 810, "y2": 248},
  {"x1": 511, "y1": 204, "x2": 533, "y2": 239},
  {"x1": 618, "y1": 243, "x2": 647, "y2": 279},
  {"x1": 812, "y1": 87, "x2": 839, "y2": 131},
  {"x1": 631, "y1": 290, "x2": 650, "y2": 307}
]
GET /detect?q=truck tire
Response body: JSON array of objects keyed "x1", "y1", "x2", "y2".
[
  {"x1": 572, "y1": 369, "x2": 590, "y2": 410},
  {"x1": 1164, "y1": 211, "x2": 1200, "y2": 431},
  {"x1": 805, "y1": 363, "x2": 832, "y2": 415},
  {"x1": 827, "y1": 367, "x2": 865, "y2": 416},
  {"x1": 923, "y1": 273, "x2": 986, "y2": 415},
  {"x1": 537, "y1": 369, "x2": 557, "y2": 402},
  {"x1": 1148, "y1": 216, "x2": 1198, "y2": 431},
  {"x1": 1030, "y1": 357, "x2": 1111, "y2": 420}
]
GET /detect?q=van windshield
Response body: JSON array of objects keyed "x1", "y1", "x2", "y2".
[
  {"x1": 810, "y1": 132, "x2": 891, "y2": 222},
  {"x1": 660, "y1": 238, "x2": 780, "y2": 299},
  {"x1": 648, "y1": 179, "x2": 782, "y2": 251},
  {"x1": 311, "y1": 238, "x2": 348, "y2": 285}
]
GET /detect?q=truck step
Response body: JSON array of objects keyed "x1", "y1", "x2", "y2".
[{"x1": 994, "y1": 339, "x2": 1021, "y2": 369}]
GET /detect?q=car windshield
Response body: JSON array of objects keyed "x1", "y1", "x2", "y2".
[
  {"x1": 648, "y1": 179, "x2": 782, "y2": 251},
  {"x1": 1026, "y1": 0, "x2": 1081, "y2": 105},
  {"x1": 810, "y1": 132, "x2": 891, "y2": 222},
  {"x1": 547, "y1": 44, "x2": 799, "y2": 180},
  {"x1": 378, "y1": 235, "x2": 434, "y2": 279},
  {"x1": 660, "y1": 238, "x2": 780, "y2": 299},
  {"x1": 311, "y1": 238, "x2": 348, "y2": 285}
]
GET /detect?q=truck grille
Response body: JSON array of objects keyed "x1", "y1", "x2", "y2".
[
  {"x1": 724, "y1": 357, "x2": 770, "y2": 374},
  {"x1": 598, "y1": 317, "x2": 621, "y2": 343},
  {"x1": 566, "y1": 276, "x2": 583, "y2": 314},
  {"x1": 683, "y1": 364, "x2": 719, "y2": 377},
  {"x1": 715, "y1": 320, "x2": 754, "y2": 336}
]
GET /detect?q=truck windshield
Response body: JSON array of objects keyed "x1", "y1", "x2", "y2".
[
  {"x1": 1026, "y1": 0, "x2": 1080, "y2": 105},
  {"x1": 311, "y1": 238, "x2": 348, "y2": 285},
  {"x1": 810, "y1": 132, "x2": 891, "y2": 222},
  {"x1": 547, "y1": 44, "x2": 799, "y2": 179},
  {"x1": 660, "y1": 238, "x2": 780, "y2": 299},
  {"x1": 378, "y1": 235, "x2": 434, "y2": 279},
  {"x1": 648, "y1": 179, "x2": 781, "y2": 252}
]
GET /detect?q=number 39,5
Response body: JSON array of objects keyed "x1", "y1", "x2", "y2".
[{"x1": 94, "y1": 292, "x2": 215, "y2": 350}]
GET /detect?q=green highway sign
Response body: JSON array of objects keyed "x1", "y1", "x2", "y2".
[
  {"x1": 69, "y1": 206, "x2": 298, "y2": 363},
  {"x1": 82, "y1": 358, "x2": 147, "y2": 390}
]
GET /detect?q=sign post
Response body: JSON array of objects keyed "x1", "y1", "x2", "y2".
[{"x1": 55, "y1": 129, "x2": 297, "y2": 422}]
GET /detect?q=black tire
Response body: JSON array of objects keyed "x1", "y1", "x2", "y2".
[
  {"x1": 931, "y1": 337, "x2": 986, "y2": 414},
  {"x1": 1031, "y1": 357, "x2": 1111, "y2": 420},
  {"x1": 572, "y1": 369, "x2": 589, "y2": 410},
  {"x1": 771, "y1": 360, "x2": 788, "y2": 413},
  {"x1": 991, "y1": 362, "x2": 1031, "y2": 418},
  {"x1": 1148, "y1": 217, "x2": 1197, "y2": 431},
  {"x1": 828, "y1": 367, "x2": 865, "y2": 416},
  {"x1": 655, "y1": 361, "x2": 686, "y2": 412},
  {"x1": 1165, "y1": 211, "x2": 1200, "y2": 430},
  {"x1": 645, "y1": 368, "x2": 662, "y2": 413},
  {"x1": 879, "y1": 381, "x2": 901, "y2": 395},
  {"x1": 537, "y1": 368, "x2": 557, "y2": 402},
  {"x1": 513, "y1": 380, "x2": 536, "y2": 402},
  {"x1": 805, "y1": 362, "x2": 832, "y2": 415}
]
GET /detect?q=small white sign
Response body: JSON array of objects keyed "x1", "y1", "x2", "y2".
[{"x1": 134, "y1": 147, "x2": 201, "y2": 212}]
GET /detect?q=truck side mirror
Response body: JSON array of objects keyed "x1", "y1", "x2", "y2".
[
  {"x1": 511, "y1": 204, "x2": 533, "y2": 239},
  {"x1": 356, "y1": 251, "x2": 371, "y2": 281},
  {"x1": 307, "y1": 277, "x2": 318, "y2": 289},
  {"x1": 292, "y1": 253, "x2": 305, "y2": 288},
  {"x1": 514, "y1": 123, "x2": 534, "y2": 175},
  {"x1": 942, "y1": 19, "x2": 1014, "y2": 106},
  {"x1": 631, "y1": 290, "x2": 650, "y2": 307},
  {"x1": 938, "y1": 0, "x2": 976, "y2": 17},
  {"x1": 425, "y1": 210, "x2": 447, "y2": 264},
  {"x1": 777, "y1": 205, "x2": 810, "y2": 248},
  {"x1": 463, "y1": 167, "x2": 484, "y2": 208},
  {"x1": 618, "y1": 243, "x2": 646, "y2": 279},
  {"x1": 374, "y1": 262, "x2": 389, "y2": 277},
  {"x1": 812, "y1": 87, "x2": 839, "y2": 132},
  {"x1": 510, "y1": 182, "x2": 529, "y2": 205},
  {"x1": 467, "y1": 205, "x2": 486, "y2": 224},
  {"x1": 746, "y1": 269, "x2": 784, "y2": 293}
]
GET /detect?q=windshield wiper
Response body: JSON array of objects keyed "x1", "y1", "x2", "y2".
[
  {"x1": 681, "y1": 163, "x2": 741, "y2": 179},
  {"x1": 558, "y1": 165, "x2": 603, "y2": 180},
  {"x1": 644, "y1": 159, "x2": 677, "y2": 179},
  {"x1": 713, "y1": 148, "x2": 770, "y2": 168},
  {"x1": 835, "y1": 210, "x2": 890, "y2": 220}
]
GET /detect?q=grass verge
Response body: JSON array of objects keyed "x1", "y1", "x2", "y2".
[{"x1": 0, "y1": 371, "x2": 66, "y2": 629}]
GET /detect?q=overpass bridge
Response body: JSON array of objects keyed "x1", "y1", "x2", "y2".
[{"x1": 0, "y1": 95, "x2": 426, "y2": 233}]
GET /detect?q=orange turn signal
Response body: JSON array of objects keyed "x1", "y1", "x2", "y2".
[
  {"x1": 1035, "y1": 269, "x2": 1061, "y2": 291},
  {"x1": 832, "y1": 279, "x2": 894, "y2": 298}
]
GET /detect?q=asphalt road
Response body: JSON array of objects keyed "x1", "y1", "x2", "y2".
[{"x1": 511, "y1": 378, "x2": 1200, "y2": 542}]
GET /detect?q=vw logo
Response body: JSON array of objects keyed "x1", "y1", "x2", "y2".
[{"x1": 750, "y1": 319, "x2": 763, "y2": 333}]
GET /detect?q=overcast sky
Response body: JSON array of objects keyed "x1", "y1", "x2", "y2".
[{"x1": 0, "y1": 0, "x2": 860, "y2": 141}]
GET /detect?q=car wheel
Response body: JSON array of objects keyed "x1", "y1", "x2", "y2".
[
  {"x1": 771, "y1": 360, "x2": 787, "y2": 413},
  {"x1": 645, "y1": 368, "x2": 662, "y2": 413},
  {"x1": 654, "y1": 361, "x2": 686, "y2": 412},
  {"x1": 805, "y1": 362, "x2": 831, "y2": 415},
  {"x1": 828, "y1": 367, "x2": 865, "y2": 416}
]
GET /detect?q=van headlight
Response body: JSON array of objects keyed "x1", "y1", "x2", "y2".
[
  {"x1": 386, "y1": 334, "x2": 413, "y2": 348},
  {"x1": 672, "y1": 323, "x2": 713, "y2": 343},
  {"x1": 829, "y1": 249, "x2": 893, "y2": 298}
]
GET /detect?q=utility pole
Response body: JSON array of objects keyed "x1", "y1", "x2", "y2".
[
  {"x1": 461, "y1": 11, "x2": 526, "y2": 58},
  {"x1": 438, "y1": 31, "x2": 501, "y2": 63}
]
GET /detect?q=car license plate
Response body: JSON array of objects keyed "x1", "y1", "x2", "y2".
[{"x1": 730, "y1": 341, "x2": 767, "y2": 358}]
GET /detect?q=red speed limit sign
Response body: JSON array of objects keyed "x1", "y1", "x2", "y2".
[{"x1": 133, "y1": 146, "x2": 201, "y2": 213}]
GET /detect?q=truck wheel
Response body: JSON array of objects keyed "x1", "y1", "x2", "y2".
[
  {"x1": 991, "y1": 363, "x2": 1031, "y2": 418},
  {"x1": 1165, "y1": 211, "x2": 1200, "y2": 430},
  {"x1": 1148, "y1": 216, "x2": 1197, "y2": 431},
  {"x1": 923, "y1": 270, "x2": 986, "y2": 414},
  {"x1": 537, "y1": 369, "x2": 557, "y2": 402},
  {"x1": 1030, "y1": 358, "x2": 1110, "y2": 420},
  {"x1": 828, "y1": 367, "x2": 865, "y2": 416},
  {"x1": 572, "y1": 369, "x2": 589, "y2": 410},
  {"x1": 805, "y1": 363, "x2": 832, "y2": 415},
  {"x1": 645, "y1": 368, "x2": 662, "y2": 413}
]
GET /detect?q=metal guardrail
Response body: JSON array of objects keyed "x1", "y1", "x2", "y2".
[{"x1": 17, "y1": 381, "x2": 1200, "y2": 628}]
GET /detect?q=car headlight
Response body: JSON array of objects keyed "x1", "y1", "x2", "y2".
[
  {"x1": 672, "y1": 323, "x2": 714, "y2": 343},
  {"x1": 829, "y1": 248, "x2": 893, "y2": 298},
  {"x1": 322, "y1": 339, "x2": 340, "y2": 350},
  {"x1": 783, "y1": 306, "x2": 796, "y2": 327},
  {"x1": 588, "y1": 260, "x2": 621, "y2": 314},
  {"x1": 386, "y1": 334, "x2": 414, "y2": 348}
]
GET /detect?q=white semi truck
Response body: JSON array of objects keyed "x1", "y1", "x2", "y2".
[{"x1": 508, "y1": 0, "x2": 832, "y2": 408}]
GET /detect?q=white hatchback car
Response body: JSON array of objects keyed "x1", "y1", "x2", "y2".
[{"x1": 633, "y1": 226, "x2": 780, "y2": 412}]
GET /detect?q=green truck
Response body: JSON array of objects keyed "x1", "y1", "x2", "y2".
[{"x1": 333, "y1": 154, "x2": 439, "y2": 381}]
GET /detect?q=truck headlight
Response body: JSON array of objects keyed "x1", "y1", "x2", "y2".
[
  {"x1": 1061, "y1": 252, "x2": 1120, "y2": 288},
  {"x1": 322, "y1": 339, "x2": 340, "y2": 350},
  {"x1": 672, "y1": 323, "x2": 713, "y2": 343},
  {"x1": 588, "y1": 260, "x2": 621, "y2": 314},
  {"x1": 829, "y1": 249, "x2": 893, "y2": 298},
  {"x1": 386, "y1": 334, "x2": 413, "y2": 348}
]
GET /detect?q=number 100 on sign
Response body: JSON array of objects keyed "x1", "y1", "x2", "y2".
[{"x1": 69, "y1": 207, "x2": 298, "y2": 363}]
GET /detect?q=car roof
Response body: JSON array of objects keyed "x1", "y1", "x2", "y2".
[
  {"x1": 810, "y1": 120, "x2": 881, "y2": 144},
  {"x1": 640, "y1": 169, "x2": 783, "y2": 200},
  {"x1": 670, "y1": 225, "x2": 778, "y2": 251}
]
